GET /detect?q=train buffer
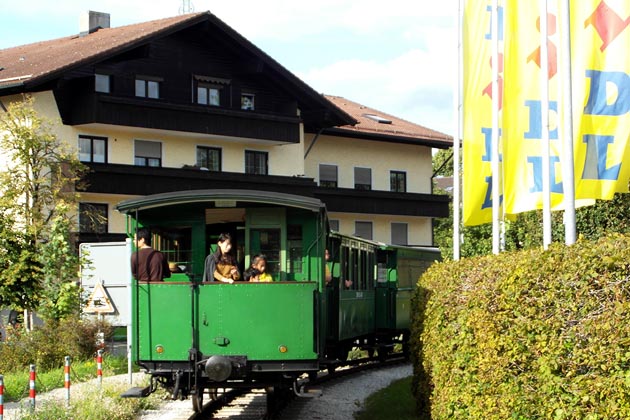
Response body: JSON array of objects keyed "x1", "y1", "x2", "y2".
[{"x1": 121, "y1": 386, "x2": 152, "y2": 398}]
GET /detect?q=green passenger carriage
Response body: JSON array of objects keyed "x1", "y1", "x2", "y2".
[{"x1": 115, "y1": 189, "x2": 439, "y2": 412}]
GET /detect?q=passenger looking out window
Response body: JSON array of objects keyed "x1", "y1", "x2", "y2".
[{"x1": 251, "y1": 254, "x2": 273, "y2": 282}]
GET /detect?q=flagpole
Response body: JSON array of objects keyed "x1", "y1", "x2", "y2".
[
  {"x1": 453, "y1": 0, "x2": 463, "y2": 260},
  {"x1": 491, "y1": 0, "x2": 500, "y2": 255},
  {"x1": 560, "y1": 0, "x2": 576, "y2": 245},
  {"x1": 539, "y1": 0, "x2": 552, "y2": 249}
]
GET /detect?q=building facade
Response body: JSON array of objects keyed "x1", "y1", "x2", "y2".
[{"x1": 0, "y1": 11, "x2": 451, "y2": 247}]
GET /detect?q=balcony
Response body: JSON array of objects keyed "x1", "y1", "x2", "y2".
[
  {"x1": 56, "y1": 92, "x2": 301, "y2": 143},
  {"x1": 82, "y1": 164, "x2": 449, "y2": 218}
]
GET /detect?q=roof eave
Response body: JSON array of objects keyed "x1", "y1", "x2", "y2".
[{"x1": 319, "y1": 127, "x2": 453, "y2": 149}]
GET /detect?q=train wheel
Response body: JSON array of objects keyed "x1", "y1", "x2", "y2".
[
  {"x1": 192, "y1": 387, "x2": 204, "y2": 413},
  {"x1": 377, "y1": 346, "x2": 390, "y2": 362}
]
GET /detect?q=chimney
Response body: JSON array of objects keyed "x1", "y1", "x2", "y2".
[{"x1": 80, "y1": 11, "x2": 110, "y2": 37}]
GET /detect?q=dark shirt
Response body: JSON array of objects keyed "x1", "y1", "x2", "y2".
[{"x1": 131, "y1": 247, "x2": 171, "y2": 281}]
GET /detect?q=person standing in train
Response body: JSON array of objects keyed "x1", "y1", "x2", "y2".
[{"x1": 131, "y1": 227, "x2": 171, "y2": 281}]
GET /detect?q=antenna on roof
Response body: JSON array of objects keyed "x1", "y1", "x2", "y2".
[{"x1": 179, "y1": 0, "x2": 194, "y2": 14}]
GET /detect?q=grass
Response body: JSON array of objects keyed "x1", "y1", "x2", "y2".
[
  {"x1": 3, "y1": 354, "x2": 159, "y2": 420},
  {"x1": 354, "y1": 376, "x2": 420, "y2": 420},
  {"x1": 11, "y1": 380, "x2": 164, "y2": 420},
  {"x1": 2, "y1": 355, "x2": 133, "y2": 402}
]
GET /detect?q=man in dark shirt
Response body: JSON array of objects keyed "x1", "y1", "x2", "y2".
[{"x1": 130, "y1": 228, "x2": 171, "y2": 281}]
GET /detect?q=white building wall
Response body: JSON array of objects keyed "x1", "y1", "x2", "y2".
[
  {"x1": 304, "y1": 133, "x2": 433, "y2": 194},
  {"x1": 327, "y1": 212, "x2": 433, "y2": 246}
]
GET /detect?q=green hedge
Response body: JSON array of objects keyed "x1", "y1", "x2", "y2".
[{"x1": 411, "y1": 234, "x2": 630, "y2": 419}]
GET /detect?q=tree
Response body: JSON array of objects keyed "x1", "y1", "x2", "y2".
[
  {"x1": 432, "y1": 150, "x2": 630, "y2": 258},
  {"x1": 0, "y1": 95, "x2": 86, "y2": 320}
]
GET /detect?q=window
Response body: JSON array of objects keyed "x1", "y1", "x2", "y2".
[
  {"x1": 134, "y1": 140, "x2": 162, "y2": 167},
  {"x1": 391, "y1": 223, "x2": 408, "y2": 245},
  {"x1": 79, "y1": 135, "x2": 107, "y2": 163},
  {"x1": 329, "y1": 220, "x2": 339, "y2": 232},
  {"x1": 196, "y1": 146, "x2": 221, "y2": 171},
  {"x1": 390, "y1": 170, "x2": 407, "y2": 193},
  {"x1": 354, "y1": 167, "x2": 372, "y2": 190},
  {"x1": 197, "y1": 83, "x2": 221, "y2": 106},
  {"x1": 79, "y1": 203, "x2": 108, "y2": 233},
  {"x1": 319, "y1": 164, "x2": 338, "y2": 188},
  {"x1": 245, "y1": 150, "x2": 268, "y2": 175},
  {"x1": 355, "y1": 221, "x2": 373, "y2": 240},
  {"x1": 241, "y1": 93, "x2": 255, "y2": 110},
  {"x1": 135, "y1": 76, "x2": 161, "y2": 99},
  {"x1": 95, "y1": 74, "x2": 110, "y2": 93}
]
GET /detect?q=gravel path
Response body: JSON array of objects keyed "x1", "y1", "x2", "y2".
[{"x1": 278, "y1": 363, "x2": 413, "y2": 420}]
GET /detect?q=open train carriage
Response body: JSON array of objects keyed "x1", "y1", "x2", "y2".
[{"x1": 116, "y1": 189, "x2": 329, "y2": 410}]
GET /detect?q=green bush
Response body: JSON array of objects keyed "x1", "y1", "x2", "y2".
[
  {"x1": 411, "y1": 233, "x2": 630, "y2": 419},
  {"x1": 0, "y1": 316, "x2": 113, "y2": 373}
]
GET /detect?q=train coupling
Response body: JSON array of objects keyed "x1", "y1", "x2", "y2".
[{"x1": 293, "y1": 381, "x2": 323, "y2": 398}]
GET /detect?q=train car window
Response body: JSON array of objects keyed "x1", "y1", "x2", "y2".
[
  {"x1": 359, "y1": 250, "x2": 367, "y2": 290},
  {"x1": 341, "y1": 246, "x2": 350, "y2": 286},
  {"x1": 287, "y1": 224, "x2": 303, "y2": 275},
  {"x1": 367, "y1": 252, "x2": 376, "y2": 289},
  {"x1": 351, "y1": 248, "x2": 359, "y2": 290}
]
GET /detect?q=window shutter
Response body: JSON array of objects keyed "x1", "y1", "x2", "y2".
[
  {"x1": 354, "y1": 167, "x2": 371, "y2": 185},
  {"x1": 135, "y1": 140, "x2": 161, "y2": 158},
  {"x1": 319, "y1": 164, "x2": 337, "y2": 182}
]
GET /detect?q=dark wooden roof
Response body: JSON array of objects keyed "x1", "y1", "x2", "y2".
[{"x1": 0, "y1": 12, "x2": 356, "y2": 128}]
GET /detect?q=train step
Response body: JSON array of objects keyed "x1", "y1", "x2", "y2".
[{"x1": 121, "y1": 386, "x2": 151, "y2": 398}]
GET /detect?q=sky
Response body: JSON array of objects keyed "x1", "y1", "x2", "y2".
[{"x1": 0, "y1": 0, "x2": 456, "y2": 135}]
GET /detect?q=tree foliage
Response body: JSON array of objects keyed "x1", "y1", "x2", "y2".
[
  {"x1": 432, "y1": 149, "x2": 630, "y2": 258},
  {"x1": 0, "y1": 96, "x2": 86, "y2": 317}
]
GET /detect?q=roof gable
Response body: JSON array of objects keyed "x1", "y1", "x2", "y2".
[{"x1": 0, "y1": 12, "x2": 355, "y2": 129}]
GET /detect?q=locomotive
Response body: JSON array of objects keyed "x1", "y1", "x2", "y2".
[{"x1": 116, "y1": 189, "x2": 439, "y2": 412}]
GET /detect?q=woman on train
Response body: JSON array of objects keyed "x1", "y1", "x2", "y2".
[{"x1": 202, "y1": 233, "x2": 241, "y2": 283}]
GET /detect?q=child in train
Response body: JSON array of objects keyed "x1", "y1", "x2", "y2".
[
  {"x1": 243, "y1": 267, "x2": 261, "y2": 282},
  {"x1": 251, "y1": 254, "x2": 273, "y2": 282}
]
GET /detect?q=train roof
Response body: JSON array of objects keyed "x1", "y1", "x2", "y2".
[
  {"x1": 115, "y1": 189, "x2": 326, "y2": 214},
  {"x1": 329, "y1": 231, "x2": 440, "y2": 255}
]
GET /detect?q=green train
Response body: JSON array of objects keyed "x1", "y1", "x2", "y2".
[{"x1": 116, "y1": 189, "x2": 439, "y2": 412}]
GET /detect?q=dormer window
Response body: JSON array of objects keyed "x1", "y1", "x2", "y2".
[
  {"x1": 241, "y1": 93, "x2": 255, "y2": 110},
  {"x1": 95, "y1": 74, "x2": 110, "y2": 93},
  {"x1": 135, "y1": 76, "x2": 162, "y2": 99},
  {"x1": 194, "y1": 75, "x2": 230, "y2": 106}
]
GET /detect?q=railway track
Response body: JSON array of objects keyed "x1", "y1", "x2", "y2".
[{"x1": 142, "y1": 353, "x2": 409, "y2": 420}]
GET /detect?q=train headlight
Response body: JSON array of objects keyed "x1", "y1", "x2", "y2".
[
  {"x1": 155, "y1": 345, "x2": 164, "y2": 354},
  {"x1": 205, "y1": 355, "x2": 232, "y2": 382},
  {"x1": 279, "y1": 345, "x2": 288, "y2": 353}
]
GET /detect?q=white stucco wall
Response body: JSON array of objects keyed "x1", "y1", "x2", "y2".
[
  {"x1": 328, "y1": 212, "x2": 433, "y2": 246},
  {"x1": 304, "y1": 133, "x2": 434, "y2": 194}
]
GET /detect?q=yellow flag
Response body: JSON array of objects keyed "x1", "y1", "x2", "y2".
[
  {"x1": 462, "y1": 0, "x2": 503, "y2": 226},
  {"x1": 572, "y1": 0, "x2": 630, "y2": 199},
  {"x1": 502, "y1": 2, "x2": 565, "y2": 215}
]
